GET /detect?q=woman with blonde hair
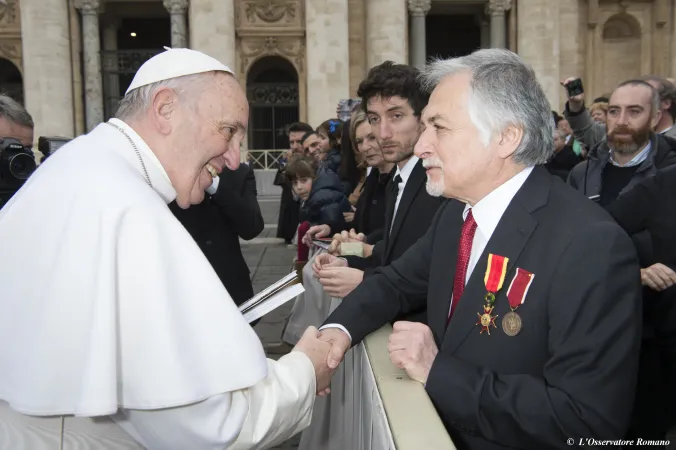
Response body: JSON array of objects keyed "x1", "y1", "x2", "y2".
[
  {"x1": 589, "y1": 101, "x2": 608, "y2": 124},
  {"x1": 347, "y1": 109, "x2": 394, "y2": 237}
]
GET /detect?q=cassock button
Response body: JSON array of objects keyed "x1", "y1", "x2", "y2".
[{"x1": 206, "y1": 240, "x2": 212, "y2": 245}]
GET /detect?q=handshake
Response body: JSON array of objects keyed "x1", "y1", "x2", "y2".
[
  {"x1": 290, "y1": 326, "x2": 352, "y2": 395},
  {"x1": 292, "y1": 321, "x2": 441, "y2": 394}
]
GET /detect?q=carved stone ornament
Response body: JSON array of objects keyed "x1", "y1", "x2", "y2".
[
  {"x1": 0, "y1": 41, "x2": 20, "y2": 60},
  {"x1": 74, "y1": 0, "x2": 101, "y2": 15},
  {"x1": 488, "y1": 0, "x2": 512, "y2": 16},
  {"x1": 0, "y1": 0, "x2": 17, "y2": 26},
  {"x1": 241, "y1": 0, "x2": 298, "y2": 26},
  {"x1": 407, "y1": 0, "x2": 431, "y2": 17},
  {"x1": 163, "y1": 0, "x2": 189, "y2": 15},
  {"x1": 240, "y1": 36, "x2": 304, "y2": 74}
]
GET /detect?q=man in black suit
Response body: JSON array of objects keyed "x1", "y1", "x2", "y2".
[
  {"x1": 311, "y1": 61, "x2": 443, "y2": 302},
  {"x1": 170, "y1": 163, "x2": 264, "y2": 306},
  {"x1": 318, "y1": 49, "x2": 643, "y2": 449}
]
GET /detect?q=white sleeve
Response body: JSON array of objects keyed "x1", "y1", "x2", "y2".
[
  {"x1": 112, "y1": 351, "x2": 316, "y2": 450},
  {"x1": 318, "y1": 324, "x2": 353, "y2": 342}
]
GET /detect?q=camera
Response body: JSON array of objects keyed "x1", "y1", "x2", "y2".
[
  {"x1": 566, "y1": 78, "x2": 584, "y2": 97},
  {"x1": 0, "y1": 137, "x2": 37, "y2": 208},
  {"x1": 38, "y1": 136, "x2": 70, "y2": 163},
  {"x1": 0, "y1": 136, "x2": 71, "y2": 210}
]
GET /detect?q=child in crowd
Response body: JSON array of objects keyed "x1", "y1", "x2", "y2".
[
  {"x1": 316, "y1": 119, "x2": 344, "y2": 173},
  {"x1": 285, "y1": 155, "x2": 351, "y2": 270}
]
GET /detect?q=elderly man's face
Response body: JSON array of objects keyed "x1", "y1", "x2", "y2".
[
  {"x1": 366, "y1": 95, "x2": 420, "y2": 165},
  {"x1": 416, "y1": 72, "x2": 512, "y2": 202},
  {"x1": 171, "y1": 72, "x2": 248, "y2": 208},
  {"x1": 0, "y1": 116, "x2": 34, "y2": 147},
  {"x1": 557, "y1": 119, "x2": 572, "y2": 136},
  {"x1": 606, "y1": 84, "x2": 660, "y2": 155}
]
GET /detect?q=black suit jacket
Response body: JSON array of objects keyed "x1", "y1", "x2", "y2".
[
  {"x1": 325, "y1": 167, "x2": 642, "y2": 449},
  {"x1": 346, "y1": 159, "x2": 443, "y2": 275},
  {"x1": 170, "y1": 163, "x2": 264, "y2": 306}
]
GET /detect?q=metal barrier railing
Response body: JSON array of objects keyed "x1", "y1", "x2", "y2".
[{"x1": 246, "y1": 149, "x2": 287, "y2": 170}]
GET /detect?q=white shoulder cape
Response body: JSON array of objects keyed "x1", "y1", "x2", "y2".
[{"x1": 0, "y1": 122, "x2": 267, "y2": 416}]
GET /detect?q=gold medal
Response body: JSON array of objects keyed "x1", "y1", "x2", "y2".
[
  {"x1": 502, "y1": 310, "x2": 522, "y2": 336},
  {"x1": 476, "y1": 305, "x2": 498, "y2": 335}
]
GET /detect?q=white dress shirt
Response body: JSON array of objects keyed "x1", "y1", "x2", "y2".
[
  {"x1": 325, "y1": 166, "x2": 534, "y2": 341},
  {"x1": 390, "y1": 155, "x2": 419, "y2": 234}
]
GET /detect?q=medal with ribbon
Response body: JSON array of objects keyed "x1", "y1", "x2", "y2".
[
  {"x1": 502, "y1": 268, "x2": 535, "y2": 336},
  {"x1": 476, "y1": 254, "x2": 508, "y2": 335}
]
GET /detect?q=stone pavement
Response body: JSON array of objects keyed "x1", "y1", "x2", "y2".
[{"x1": 243, "y1": 196, "x2": 301, "y2": 449}]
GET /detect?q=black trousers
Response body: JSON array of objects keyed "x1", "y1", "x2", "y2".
[{"x1": 625, "y1": 338, "x2": 673, "y2": 448}]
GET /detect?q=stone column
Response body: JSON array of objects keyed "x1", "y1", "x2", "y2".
[
  {"x1": 68, "y1": 0, "x2": 85, "y2": 136},
  {"x1": 189, "y1": 0, "x2": 235, "y2": 69},
  {"x1": 407, "y1": 0, "x2": 431, "y2": 69},
  {"x1": 476, "y1": 12, "x2": 490, "y2": 49},
  {"x1": 366, "y1": 0, "x2": 407, "y2": 68},
  {"x1": 75, "y1": 0, "x2": 104, "y2": 132},
  {"x1": 20, "y1": 0, "x2": 75, "y2": 139},
  {"x1": 102, "y1": 19, "x2": 120, "y2": 118},
  {"x1": 306, "y1": 0, "x2": 350, "y2": 127},
  {"x1": 488, "y1": 0, "x2": 509, "y2": 48},
  {"x1": 164, "y1": 0, "x2": 189, "y2": 48},
  {"x1": 518, "y1": 0, "x2": 560, "y2": 108}
]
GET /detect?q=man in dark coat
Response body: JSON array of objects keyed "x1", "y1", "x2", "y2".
[
  {"x1": 317, "y1": 49, "x2": 642, "y2": 449},
  {"x1": 170, "y1": 163, "x2": 264, "y2": 306}
]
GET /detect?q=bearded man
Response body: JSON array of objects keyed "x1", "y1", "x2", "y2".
[
  {"x1": 567, "y1": 79, "x2": 676, "y2": 444},
  {"x1": 567, "y1": 80, "x2": 676, "y2": 206}
]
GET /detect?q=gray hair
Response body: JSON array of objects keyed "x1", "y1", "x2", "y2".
[
  {"x1": 0, "y1": 94, "x2": 34, "y2": 129},
  {"x1": 419, "y1": 49, "x2": 554, "y2": 166},
  {"x1": 553, "y1": 128, "x2": 566, "y2": 140},
  {"x1": 115, "y1": 72, "x2": 217, "y2": 121}
]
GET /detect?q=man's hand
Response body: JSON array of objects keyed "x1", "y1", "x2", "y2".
[
  {"x1": 317, "y1": 267, "x2": 364, "y2": 298},
  {"x1": 312, "y1": 253, "x2": 348, "y2": 276},
  {"x1": 318, "y1": 327, "x2": 352, "y2": 370},
  {"x1": 561, "y1": 77, "x2": 585, "y2": 113},
  {"x1": 641, "y1": 263, "x2": 676, "y2": 291},
  {"x1": 302, "y1": 224, "x2": 332, "y2": 247},
  {"x1": 388, "y1": 321, "x2": 438, "y2": 384},
  {"x1": 293, "y1": 326, "x2": 335, "y2": 396},
  {"x1": 328, "y1": 229, "x2": 367, "y2": 255}
]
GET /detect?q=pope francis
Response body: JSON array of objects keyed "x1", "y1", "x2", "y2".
[{"x1": 0, "y1": 48, "x2": 333, "y2": 449}]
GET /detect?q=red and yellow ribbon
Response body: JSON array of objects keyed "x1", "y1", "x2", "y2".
[{"x1": 484, "y1": 254, "x2": 509, "y2": 293}]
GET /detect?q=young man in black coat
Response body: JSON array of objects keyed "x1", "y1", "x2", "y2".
[{"x1": 311, "y1": 61, "x2": 443, "y2": 309}]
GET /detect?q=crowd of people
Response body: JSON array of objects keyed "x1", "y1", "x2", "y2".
[{"x1": 0, "y1": 43, "x2": 675, "y2": 449}]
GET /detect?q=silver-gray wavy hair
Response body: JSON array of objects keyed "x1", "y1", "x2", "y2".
[
  {"x1": 115, "y1": 72, "x2": 216, "y2": 121},
  {"x1": 419, "y1": 49, "x2": 554, "y2": 166}
]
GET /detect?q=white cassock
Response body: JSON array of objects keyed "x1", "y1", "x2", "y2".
[{"x1": 0, "y1": 119, "x2": 316, "y2": 449}]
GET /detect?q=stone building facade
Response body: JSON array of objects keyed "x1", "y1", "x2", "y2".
[{"x1": 1, "y1": 0, "x2": 676, "y2": 151}]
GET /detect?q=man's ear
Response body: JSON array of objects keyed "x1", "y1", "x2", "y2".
[
  {"x1": 150, "y1": 87, "x2": 177, "y2": 135},
  {"x1": 651, "y1": 109, "x2": 663, "y2": 130},
  {"x1": 497, "y1": 125, "x2": 523, "y2": 160}
]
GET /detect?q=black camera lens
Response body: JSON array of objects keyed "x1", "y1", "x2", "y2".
[{"x1": 8, "y1": 153, "x2": 37, "y2": 180}]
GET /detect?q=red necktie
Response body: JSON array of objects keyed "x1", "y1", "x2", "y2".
[{"x1": 449, "y1": 210, "x2": 477, "y2": 320}]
